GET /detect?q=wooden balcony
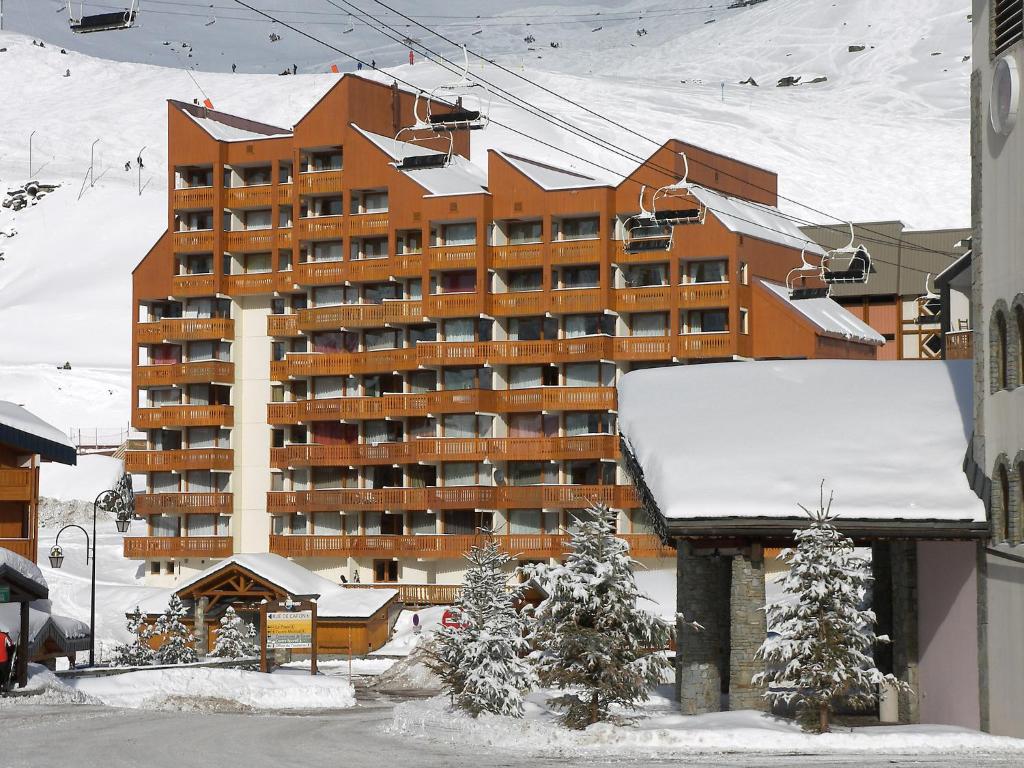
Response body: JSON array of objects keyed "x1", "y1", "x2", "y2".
[
  {"x1": 347, "y1": 213, "x2": 389, "y2": 237},
  {"x1": 224, "y1": 272, "x2": 293, "y2": 296},
  {"x1": 416, "y1": 337, "x2": 613, "y2": 367},
  {"x1": 945, "y1": 330, "x2": 973, "y2": 360},
  {"x1": 224, "y1": 230, "x2": 275, "y2": 252},
  {"x1": 679, "y1": 281, "x2": 731, "y2": 308},
  {"x1": 427, "y1": 246, "x2": 479, "y2": 271},
  {"x1": 224, "y1": 185, "x2": 273, "y2": 209},
  {"x1": 171, "y1": 274, "x2": 218, "y2": 298},
  {"x1": 548, "y1": 288, "x2": 607, "y2": 314},
  {"x1": 613, "y1": 336, "x2": 674, "y2": 361},
  {"x1": 351, "y1": 254, "x2": 423, "y2": 281},
  {"x1": 0, "y1": 468, "x2": 34, "y2": 502},
  {"x1": 297, "y1": 170, "x2": 343, "y2": 194},
  {"x1": 136, "y1": 361, "x2": 234, "y2": 387},
  {"x1": 494, "y1": 386, "x2": 615, "y2": 413},
  {"x1": 124, "y1": 449, "x2": 234, "y2": 472},
  {"x1": 136, "y1": 317, "x2": 234, "y2": 343},
  {"x1": 614, "y1": 286, "x2": 672, "y2": 312},
  {"x1": 267, "y1": 484, "x2": 638, "y2": 513},
  {"x1": 677, "y1": 332, "x2": 734, "y2": 358},
  {"x1": 271, "y1": 349, "x2": 418, "y2": 379},
  {"x1": 490, "y1": 291, "x2": 547, "y2": 316},
  {"x1": 277, "y1": 229, "x2": 293, "y2": 248},
  {"x1": 173, "y1": 230, "x2": 215, "y2": 253},
  {"x1": 293, "y1": 260, "x2": 346, "y2": 286},
  {"x1": 173, "y1": 186, "x2": 214, "y2": 210},
  {"x1": 492, "y1": 243, "x2": 545, "y2": 269},
  {"x1": 268, "y1": 389, "x2": 489, "y2": 424},
  {"x1": 549, "y1": 239, "x2": 604, "y2": 265},
  {"x1": 424, "y1": 293, "x2": 483, "y2": 318},
  {"x1": 268, "y1": 314, "x2": 301, "y2": 337},
  {"x1": 133, "y1": 405, "x2": 234, "y2": 429},
  {"x1": 297, "y1": 216, "x2": 345, "y2": 241},
  {"x1": 297, "y1": 301, "x2": 424, "y2": 331},
  {"x1": 0, "y1": 539, "x2": 35, "y2": 561},
  {"x1": 414, "y1": 435, "x2": 617, "y2": 463},
  {"x1": 268, "y1": 532, "x2": 669, "y2": 560},
  {"x1": 124, "y1": 536, "x2": 233, "y2": 559},
  {"x1": 135, "y1": 493, "x2": 233, "y2": 516},
  {"x1": 272, "y1": 443, "x2": 415, "y2": 467},
  {"x1": 277, "y1": 184, "x2": 293, "y2": 204}
]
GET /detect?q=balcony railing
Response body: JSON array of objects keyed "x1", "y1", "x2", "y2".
[
  {"x1": 613, "y1": 286, "x2": 672, "y2": 312},
  {"x1": 297, "y1": 216, "x2": 345, "y2": 241},
  {"x1": 347, "y1": 213, "x2": 389, "y2": 237},
  {"x1": 173, "y1": 186, "x2": 215, "y2": 210},
  {"x1": 277, "y1": 184, "x2": 293, "y2": 204},
  {"x1": 135, "y1": 493, "x2": 233, "y2": 516},
  {"x1": 548, "y1": 288, "x2": 607, "y2": 314},
  {"x1": 268, "y1": 532, "x2": 669, "y2": 560},
  {"x1": 945, "y1": 330, "x2": 973, "y2": 360},
  {"x1": 268, "y1": 314, "x2": 301, "y2": 337},
  {"x1": 490, "y1": 291, "x2": 548, "y2": 316},
  {"x1": 224, "y1": 185, "x2": 273, "y2": 209},
  {"x1": 494, "y1": 386, "x2": 615, "y2": 412},
  {"x1": 136, "y1": 317, "x2": 234, "y2": 343},
  {"x1": 136, "y1": 361, "x2": 234, "y2": 387},
  {"x1": 271, "y1": 348, "x2": 418, "y2": 379},
  {"x1": 171, "y1": 274, "x2": 218, "y2": 298},
  {"x1": 677, "y1": 332, "x2": 734, "y2": 358},
  {"x1": 0, "y1": 538, "x2": 35, "y2": 561},
  {"x1": 123, "y1": 536, "x2": 233, "y2": 559},
  {"x1": 268, "y1": 389, "x2": 489, "y2": 423},
  {"x1": 491, "y1": 243, "x2": 545, "y2": 269},
  {"x1": 679, "y1": 281, "x2": 731, "y2": 307},
  {"x1": 293, "y1": 255, "x2": 423, "y2": 286},
  {"x1": 427, "y1": 245, "x2": 479, "y2": 271},
  {"x1": 0, "y1": 468, "x2": 34, "y2": 502},
  {"x1": 267, "y1": 484, "x2": 638, "y2": 513},
  {"x1": 297, "y1": 301, "x2": 424, "y2": 331},
  {"x1": 613, "y1": 336, "x2": 674, "y2": 361},
  {"x1": 173, "y1": 230, "x2": 215, "y2": 253},
  {"x1": 224, "y1": 230, "x2": 275, "y2": 252},
  {"x1": 424, "y1": 293, "x2": 483, "y2": 318},
  {"x1": 133, "y1": 405, "x2": 234, "y2": 429},
  {"x1": 297, "y1": 170, "x2": 343, "y2": 194},
  {"x1": 124, "y1": 449, "x2": 234, "y2": 472},
  {"x1": 549, "y1": 239, "x2": 603, "y2": 265},
  {"x1": 224, "y1": 272, "x2": 294, "y2": 296}
]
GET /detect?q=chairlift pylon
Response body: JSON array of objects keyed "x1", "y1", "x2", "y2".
[
  {"x1": 67, "y1": 0, "x2": 138, "y2": 33},
  {"x1": 622, "y1": 154, "x2": 706, "y2": 255}
]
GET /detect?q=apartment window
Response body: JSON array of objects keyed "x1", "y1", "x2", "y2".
[
  {"x1": 565, "y1": 314, "x2": 612, "y2": 337},
  {"x1": 179, "y1": 210, "x2": 213, "y2": 231},
  {"x1": 559, "y1": 265, "x2": 600, "y2": 289},
  {"x1": 410, "y1": 511, "x2": 434, "y2": 535},
  {"x1": 307, "y1": 197, "x2": 343, "y2": 217},
  {"x1": 397, "y1": 229, "x2": 423, "y2": 254},
  {"x1": 189, "y1": 514, "x2": 216, "y2": 537},
  {"x1": 685, "y1": 259, "x2": 728, "y2": 284},
  {"x1": 557, "y1": 216, "x2": 599, "y2": 240},
  {"x1": 351, "y1": 237, "x2": 388, "y2": 260},
  {"x1": 365, "y1": 282, "x2": 400, "y2": 304},
  {"x1": 177, "y1": 166, "x2": 212, "y2": 188},
  {"x1": 631, "y1": 312, "x2": 668, "y2": 337},
  {"x1": 509, "y1": 412, "x2": 557, "y2": 438},
  {"x1": 442, "y1": 413, "x2": 480, "y2": 438},
  {"x1": 565, "y1": 362, "x2": 613, "y2": 388},
  {"x1": 444, "y1": 318, "x2": 476, "y2": 342},
  {"x1": 409, "y1": 417, "x2": 436, "y2": 440},
  {"x1": 567, "y1": 460, "x2": 615, "y2": 486},
  {"x1": 509, "y1": 365, "x2": 542, "y2": 390},
  {"x1": 992, "y1": 308, "x2": 1010, "y2": 391},
  {"x1": 149, "y1": 388, "x2": 182, "y2": 407},
  {"x1": 151, "y1": 515, "x2": 179, "y2": 537},
  {"x1": 507, "y1": 220, "x2": 542, "y2": 244},
  {"x1": 365, "y1": 328, "x2": 399, "y2": 351},
  {"x1": 509, "y1": 509, "x2": 542, "y2": 534},
  {"x1": 242, "y1": 166, "x2": 271, "y2": 186},
  {"x1": 279, "y1": 250, "x2": 292, "y2": 271},
  {"x1": 277, "y1": 206, "x2": 293, "y2": 228},
  {"x1": 438, "y1": 270, "x2": 476, "y2": 294},
  {"x1": 684, "y1": 309, "x2": 729, "y2": 334},
  {"x1": 244, "y1": 252, "x2": 272, "y2": 273},
  {"x1": 150, "y1": 561, "x2": 161, "y2": 575},
  {"x1": 443, "y1": 367, "x2": 479, "y2": 391},
  {"x1": 313, "y1": 286, "x2": 343, "y2": 307},
  {"x1": 994, "y1": 1, "x2": 1024, "y2": 56},
  {"x1": 151, "y1": 472, "x2": 179, "y2": 493},
  {"x1": 443, "y1": 462, "x2": 478, "y2": 486},
  {"x1": 623, "y1": 263, "x2": 668, "y2": 288},
  {"x1": 312, "y1": 512, "x2": 342, "y2": 535},
  {"x1": 312, "y1": 241, "x2": 343, "y2": 262},
  {"x1": 739, "y1": 308, "x2": 750, "y2": 335},
  {"x1": 409, "y1": 370, "x2": 437, "y2": 394},
  {"x1": 508, "y1": 269, "x2": 543, "y2": 292},
  {"x1": 350, "y1": 189, "x2": 388, "y2": 214},
  {"x1": 409, "y1": 324, "x2": 437, "y2": 345},
  {"x1": 373, "y1": 560, "x2": 399, "y2": 582},
  {"x1": 441, "y1": 222, "x2": 477, "y2": 246},
  {"x1": 739, "y1": 261, "x2": 749, "y2": 285},
  {"x1": 184, "y1": 254, "x2": 213, "y2": 275},
  {"x1": 566, "y1": 411, "x2": 615, "y2": 436},
  {"x1": 509, "y1": 316, "x2": 557, "y2": 341},
  {"x1": 306, "y1": 149, "x2": 342, "y2": 172},
  {"x1": 278, "y1": 161, "x2": 293, "y2": 184},
  {"x1": 507, "y1": 461, "x2": 557, "y2": 486}
]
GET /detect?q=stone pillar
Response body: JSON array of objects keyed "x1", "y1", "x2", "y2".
[
  {"x1": 728, "y1": 547, "x2": 768, "y2": 711},
  {"x1": 676, "y1": 543, "x2": 730, "y2": 714},
  {"x1": 194, "y1": 597, "x2": 209, "y2": 656},
  {"x1": 890, "y1": 540, "x2": 920, "y2": 724}
]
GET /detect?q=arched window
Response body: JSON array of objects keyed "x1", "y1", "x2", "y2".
[
  {"x1": 997, "y1": 463, "x2": 1011, "y2": 543},
  {"x1": 994, "y1": 310, "x2": 1009, "y2": 391},
  {"x1": 1015, "y1": 304, "x2": 1024, "y2": 388}
]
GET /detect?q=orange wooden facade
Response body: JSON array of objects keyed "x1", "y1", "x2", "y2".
[
  {"x1": 127, "y1": 75, "x2": 878, "y2": 576},
  {"x1": 0, "y1": 446, "x2": 41, "y2": 564}
]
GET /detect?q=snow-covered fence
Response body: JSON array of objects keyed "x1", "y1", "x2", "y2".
[{"x1": 56, "y1": 656, "x2": 260, "y2": 680}]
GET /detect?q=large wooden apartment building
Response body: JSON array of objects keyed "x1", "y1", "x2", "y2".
[{"x1": 128, "y1": 75, "x2": 881, "y2": 598}]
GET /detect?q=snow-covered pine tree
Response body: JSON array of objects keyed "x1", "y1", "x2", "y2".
[
  {"x1": 154, "y1": 594, "x2": 198, "y2": 665},
  {"x1": 424, "y1": 538, "x2": 535, "y2": 717},
  {"x1": 753, "y1": 484, "x2": 911, "y2": 733},
  {"x1": 527, "y1": 503, "x2": 673, "y2": 729},
  {"x1": 108, "y1": 606, "x2": 155, "y2": 667},
  {"x1": 212, "y1": 606, "x2": 257, "y2": 659}
]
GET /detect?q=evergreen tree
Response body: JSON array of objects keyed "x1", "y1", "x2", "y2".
[
  {"x1": 753, "y1": 485, "x2": 911, "y2": 733},
  {"x1": 425, "y1": 539, "x2": 535, "y2": 717},
  {"x1": 108, "y1": 606, "x2": 155, "y2": 667},
  {"x1": 154, "y1": 594, "x2": 198, "y2": 665},
  {"x1": 212, "y1": 606, "x2": 258, "y2": 659},
  {"x1": 527, "y1": 504, "x2": 673, "y2": 729}
]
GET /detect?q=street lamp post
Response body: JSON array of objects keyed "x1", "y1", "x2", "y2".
[{"x1": 48, "y1": 477, "x2": 135, "y2": 667}]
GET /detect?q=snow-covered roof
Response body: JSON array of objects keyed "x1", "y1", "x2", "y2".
[
  {"x1": 0, "y1": 401, "x2": 76, "y2": 465},
  {"x1": 184, "y1": 112, "x2": 291, "y2": 142},
  {"x1": 354, "y1": 126, "x2": 489, "y2": 197},
  {"x1": 141, "y1": 553, "x2": 397, "y2": 619},
  {"x1": 0, "y1": 549, "x2": 49, "y2": 598},
  {"x1": 0, "y1": 602, "x2": 90, "y2": 654},
  {"x1": 759, "y1": 280, "x2": 885, "y2": 345},
  {"x1": 688, "y1": 185, "x2": 826, "y2": 255},
  {"x1": 496, "y1": 151, "x2": 607, "y2": 190},
  {"x1": 618, "y1": 360, "x2": 985, "y2": 533}
]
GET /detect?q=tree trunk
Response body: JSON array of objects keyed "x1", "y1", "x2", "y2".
[
  {"x1": 818, "y1": 702, "x2": 829, "y2": 733},
  {"x1": 590, "y1": 691, "x2": 599, "y2": 725}
]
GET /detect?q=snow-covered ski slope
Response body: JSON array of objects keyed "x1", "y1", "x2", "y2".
[{"x1": 0, "y1": 0, "x2": 969, "y2": 421}]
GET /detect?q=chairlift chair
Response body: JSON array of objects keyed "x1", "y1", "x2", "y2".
[
  {"x1": 820, "y1": 223, "x2": 872, "y2": 285},
  {"x1": 786, "y1": 248, "x2": 830, "y2": 300},
  {"x1": 422, "y1": 46, "x2": 491, "y2": 133},
  {"x1": 67, "y1": 0, "x2": 138, "y2": 33},
  {"x1": 394, "y1": 115, "x2": 455, "y2": 170},
  {"x1": 622, "y1": 156, "x2": 706, "y2": 255}
]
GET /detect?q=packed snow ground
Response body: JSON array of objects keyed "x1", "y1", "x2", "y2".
[{"x1": 391, "y1": 690, "x2": 1024, "y2": 758}]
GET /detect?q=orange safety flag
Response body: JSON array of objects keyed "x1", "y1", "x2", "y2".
[
  {"x1": 203, "y1": 98, "x2": 214, "y2": 109},
  {"x1": 330, "y1": 64, "x2": 340, "y2": 74}
]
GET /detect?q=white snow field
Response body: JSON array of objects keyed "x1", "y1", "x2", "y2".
[
  {"x1": 64, "y1": 666, "x2": 357, "y2": 711},
  {"x1": 391, "y1": 691, "x2": 1024, "y2": 759}
]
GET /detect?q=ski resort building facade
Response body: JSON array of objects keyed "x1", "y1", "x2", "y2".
[{"x1": 127, "y1": 75, "x2": 880, "y2": 599}]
